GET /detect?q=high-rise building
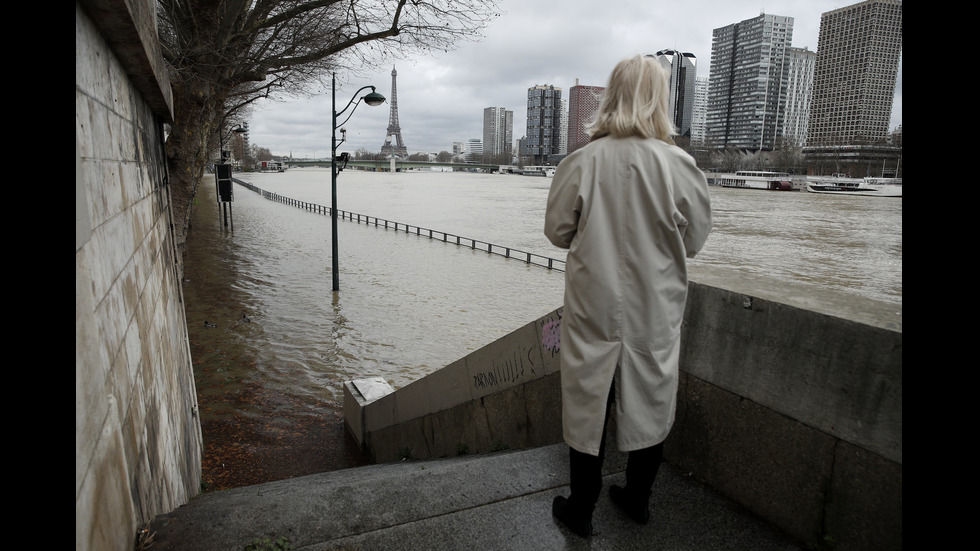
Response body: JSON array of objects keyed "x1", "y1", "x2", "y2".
[
  {"x1": 559, "y1": 99, "x2": 568, "y2": 155},
  {"x1": 655, "y1": 50, "x2": 697, "y2": 138},
  {"x1": 525, "y1": 84, "x2": 562, "y2": 165},
  {"x1": 482, "y1": 107, "x2": 513, "y2": 158},
  {"x1": 566, "y1": 80, "x2": 604, "y2": 154},
  {"x1": 691, "y1": 77, "x2": 709, "y2": 145},
  {"x1": 782, "y1": 47, "x2": 816, "y2": 147},
  {"x1": 706, "y1": 13, "x2": 795, "y2": 150},
  {"x1": 806, "y1": 0, "x2": 903, "y2": 146}
]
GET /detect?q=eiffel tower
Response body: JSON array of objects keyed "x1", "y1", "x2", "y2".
[{"x1": 380, "y1": 67, "x2": 408, "y2": 158}]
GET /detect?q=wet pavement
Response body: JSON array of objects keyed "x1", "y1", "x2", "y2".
[{"x1": 148, "y1": 442, "x2": 806, "y2": 550}]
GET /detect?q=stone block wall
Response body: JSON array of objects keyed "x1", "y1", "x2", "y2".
[{"x1": 76, "y1": 2, "x2": 201, "y2": 550}]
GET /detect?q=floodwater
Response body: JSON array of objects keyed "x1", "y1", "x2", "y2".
[{"x1": 182, "y1": 167, "x2": 901, "y2": 484}]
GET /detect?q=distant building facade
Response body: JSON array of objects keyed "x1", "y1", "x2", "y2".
[
  {"x1": 655, "y1": 49, "x2": 697, "y2": 138},
  {"x1": 482, "y1": 107, "x2": 513, "y2": 158},
  {"x1": 691, "y1": 77, "x2": 709, "y2": 145},
  {"x1": 566, "y1": 80, "x2": 604, "y2": 154},
  {"x1": 706, "y1": 13, "x2": 795, "y2": 150},
  {"x1": 525, "y1": 84, "x2": 562, "y2": 165},
  {"x1": 806, "y1": 0, "x2": 903, "y2": 146},
  {"x1": 559, "y1": 99, "x2": 568, "y2": 155},
  {"x1": 782, "y1": 47, "x2": 816, "y2": 147}
]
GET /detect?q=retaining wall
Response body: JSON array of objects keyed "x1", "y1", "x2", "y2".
[
  {"x1": 76, "y1": 2, "x2": 201, "y2": 550},
  {"x1": 345, "y1": 265, "x2": 902, "y2": 550}
]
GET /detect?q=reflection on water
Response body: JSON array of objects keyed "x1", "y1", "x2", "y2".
[{"x1": 185, "y1": 167, "x2": 901, "y2": 411}]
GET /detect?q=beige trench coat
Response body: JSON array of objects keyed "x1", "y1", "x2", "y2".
[{"x1": 544, "y1": 136, "x2": 712, "y2": 456}]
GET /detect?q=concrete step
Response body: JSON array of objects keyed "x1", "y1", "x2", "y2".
[{"x1": 146, "y1": 443, "x2": 804, "y2": 550}]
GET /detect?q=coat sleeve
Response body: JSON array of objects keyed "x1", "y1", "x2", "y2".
[
  {"x1": 544, "y1": 160, "x2": 583, "y2": 250},
  {"x1": 671, "y1": 153, "x2": 713, "y2": 258}
]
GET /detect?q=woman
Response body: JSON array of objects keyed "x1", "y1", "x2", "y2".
[{"x1": 544, "y1": 54, "x2": 712, "y2": 537}]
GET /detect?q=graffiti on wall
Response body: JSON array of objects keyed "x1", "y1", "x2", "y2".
[
  {"x1": 472, "y1": 345, "x2": 539, "y2": 390},
  {"x1": 469, "y1": 311, "x2": 563, "y2": 392},
  {"x1": 540, "y1": 312, "x2": 561, "y2": 357}
]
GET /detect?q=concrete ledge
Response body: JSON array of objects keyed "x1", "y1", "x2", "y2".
[
  {"x1": 682, "y1": 275, "x2": 902, "y2": 464},
  {"x1": 343, "y1": 377, "x2": 395, "y2": 450}
]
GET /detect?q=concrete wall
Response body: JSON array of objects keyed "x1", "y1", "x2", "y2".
[
  {"x1": 76, "y1": 2, "x2": 201, "y2": 550},
  {"x1": 345, "y1": 309, "x2": 564, "y2": 462},
  {"x1": 345, "y1": 265, "x2": 901, "y2": 550}
]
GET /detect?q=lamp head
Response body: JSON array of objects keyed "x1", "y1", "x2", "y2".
[{"x1": 363, "y1": 90, "x2": 386, "y2": 106}]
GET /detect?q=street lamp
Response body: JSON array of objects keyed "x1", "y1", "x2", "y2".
[
  {"x1": 331, "y1": 72, "x2": 386, "y2": 291},
  {"x1": 216, "y1": 120, "x2": 248, "y2": 221},
  {"x1": 219, "y1": 121, "x2": 248, "y2": 164}
]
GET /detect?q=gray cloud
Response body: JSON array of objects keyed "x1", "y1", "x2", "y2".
[{"x1": 249, "y1": 0, "x2": 902, "y2": 157}]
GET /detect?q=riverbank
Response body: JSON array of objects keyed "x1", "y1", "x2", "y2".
[{"x1": 183, "y1": 193, "x2": 370, "y2": 491}]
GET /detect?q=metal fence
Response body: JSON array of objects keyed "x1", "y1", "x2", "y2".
[{"x1": 234, "y1": 179, "x2": 566, "y2": 272}]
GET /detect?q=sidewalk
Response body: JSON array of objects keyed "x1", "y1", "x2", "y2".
[{"x1": 147, "y1": 443, "x2": 804, "y2": 550}]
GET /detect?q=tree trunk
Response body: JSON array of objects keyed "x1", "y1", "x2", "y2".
[{"x1": 166, "y1": 79, "x2": 224, "y2": 276}]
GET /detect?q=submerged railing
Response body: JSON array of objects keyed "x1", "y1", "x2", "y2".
[{"x1": 233, "y1": 179, "x2": 566, "y2": 272}]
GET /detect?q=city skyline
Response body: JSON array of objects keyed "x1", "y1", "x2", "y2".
[{"x1": 246, "y1": 0, "x2": 902, "y2": 158}]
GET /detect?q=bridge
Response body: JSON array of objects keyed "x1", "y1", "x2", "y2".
[{"x1": 282, "y1": 159, "x2": 503, "y2": 173}]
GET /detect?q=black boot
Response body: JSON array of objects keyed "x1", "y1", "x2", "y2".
[
  {"x1": 552, "y1": 495, "x2": 594, "y2": 537},
  {"x1": 609, "y1": 485, "x2": 651, "y2": 524}
]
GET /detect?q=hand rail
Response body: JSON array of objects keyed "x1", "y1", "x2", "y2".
[{"x1": 233, "y1": 179, "x2": 566, "y2": 272}]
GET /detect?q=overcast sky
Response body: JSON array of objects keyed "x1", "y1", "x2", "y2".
[{"x1": 246, "y1": 0, "x2": 903, "y2": 158}]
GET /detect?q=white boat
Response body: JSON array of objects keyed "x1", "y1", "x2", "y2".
[
  {"x1": 523, "y1": 166, "x2": 556, "y2": 177},
  {"x1": 717, "y1": 171, "x2": 796, "y2": 191},
  {"x1": 806, "y1": 174, "x2": 902, "y2": 197}
]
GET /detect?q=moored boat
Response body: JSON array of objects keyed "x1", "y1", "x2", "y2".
[
  {"x1": 806, "y1": 174, "x2": 902, "y2": 197},
  {"x1": 717, "y1": 171, "x2": 796, "y2": 191},
  {"x1": 522, "y1": 166, "x2": 556, "y2": 177}
]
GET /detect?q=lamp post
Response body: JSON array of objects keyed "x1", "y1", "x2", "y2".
[
  {"x1": 331, "y1": 72, "x2": 386, "y2": 291},
  {"x1": 216, "y1": 120, "x2": 248, "y2": 223}
]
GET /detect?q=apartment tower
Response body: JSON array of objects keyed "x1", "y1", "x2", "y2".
[
  {"x1": 482, "y1": 107, "x2": 513, "y2": 159},
  {"x1": 806, "y1": 0, "x2": 903, "y2": 146},
  {"x1": 525, "y1": 84, "x2": 562, "y2": 165},
  {"x1": 706, "y1": 13, "x2": 795, "y2": 150},
  {"x1": 566, "y1": 80, "x2": 605, "y2": 154},
  {"x1": 782, "y1": 47, "x2": 816, "y2": 147},
  {"x1": 691, "y1": 77, "x2": 709, "y2": 145}
]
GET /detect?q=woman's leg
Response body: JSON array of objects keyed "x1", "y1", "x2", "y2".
[
  {"x1": 568, "y1": 386, "x2": 613, "y2": 505},
  {"x1": 610, "y1": 442, "x2": 663, "y2": 524},
  {"x1": 553, "y1": 387, "x2": 614, "y2": 536},
  {"x1": 626, "y1": 441, "x2": 663, "y2": 496}
]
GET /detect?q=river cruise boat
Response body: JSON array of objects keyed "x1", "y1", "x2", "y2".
[
  {"x1": 806, "y1": 174, "x2": 902, "y2": 197},
  {"x1": 259, "y1": 160, "x2": 287, "y2": 172},
  {"x1": 717, "y1": 171, "x2": 795, "y2": 191},
  {"x1": 522, "y1": 166, "x2": 556, "y2": 177}
]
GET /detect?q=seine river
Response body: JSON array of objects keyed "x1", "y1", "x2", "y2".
[{"x1": 183, "y1": 166, "x2": 901, "y2": 418}]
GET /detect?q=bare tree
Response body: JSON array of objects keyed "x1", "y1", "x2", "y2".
[{"x1": 158, "y1": 0, "x2": 500, "y2": 262}]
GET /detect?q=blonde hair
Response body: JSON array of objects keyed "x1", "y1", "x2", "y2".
[{"x1": 588, "y1": 55, "x2": 676, "y2": 142}]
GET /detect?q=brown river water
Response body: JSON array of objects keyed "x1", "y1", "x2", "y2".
[{"x1": 182, "y1": 168, "x2": 901, "y2": 489}]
